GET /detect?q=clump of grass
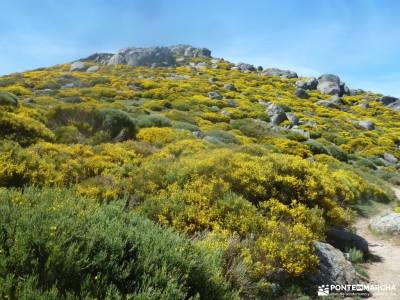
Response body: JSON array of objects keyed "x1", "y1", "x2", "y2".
[{"x1": 348, "y1": 248, "x2": 364, "y2": 264}]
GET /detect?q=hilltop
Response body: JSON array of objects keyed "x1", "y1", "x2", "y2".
[{"x1": 0, "y1": 44, "x2": 399, "y2": 299}]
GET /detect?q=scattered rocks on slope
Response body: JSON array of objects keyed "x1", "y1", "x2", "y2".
[
  {"x1": 70, "y1": 61, "x2": 87, "y2": 72},
  {"x1": 370, "y1": 213, "x2": 400, "y2": 235},
  {"x1": 326, "y1": 227, "x2": 369, "y2": 256},
  {"x1": 358, "y1": 120, "x2": 375, "y2": 130},
  {"x1": 294, "y1": 88, "x2": 309, "y2": 99},
  {"x1": 208, "y1": 91, "x2": 222, "y2": 100},
  {"x1": 311, "y1": 242, "x2": 359, "y2": 286},
  {"x1": 261, "y1": 68, "x2": 298, "y2": 78}
]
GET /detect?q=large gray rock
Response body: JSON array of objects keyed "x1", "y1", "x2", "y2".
[
  {"x1": 80, "y1": 53, "x2": 114, "y2": 64},
  {"x1": 70, "y1": 61, "x2": 87, "y2": 72},
  {"x1": 235, "y1": 63, "x2": 256, "y2": 72},
  {"x1": 311, "y1": 241, "x2": 358, "y2": 285},
  {"x1": 86, "y1": 65, "x2": 100, "y2": 72},
  {"x1": 294, "y1": 88, "x2": 309, "y2": 99},
  {"x1": 383, "y1": 153, "x2": 398, "y2": 164},
  {"x1": 358, "y1": 120, "x2": 375, "y2": 130},
  {"x1": 108, "y1": 47, "x2": 175, "y2": 67},
  {"x1": 267, "y1": 104, "x2": 287, "y2": 125},
  {"x1": 370, "y1": 213, "x2": 400, "y2": 235},
  {"x1": 286, "y1": 113, "x2": 299, "y2": 125},
  {"x1": 317, "y1": 74, "x2": 350, "y2": 96},
  {"x1": 377, "y1": 96, "x2": 398, "y2": 106},
  {"x1": 326, "y1": 227, "x2": 369, "y2": 256},
  {"x1": 295, "y1": 77, "x2": 318, "y2": 90},
  {"x1": 261, "y1": 68, "x2": 298, "y2": 78},
  {"x1": 387, "y1": 100, "x2": 400, "y2": 112},
  {"x1": 105, "y1": 45, "x2": 211, "y2": 67}
]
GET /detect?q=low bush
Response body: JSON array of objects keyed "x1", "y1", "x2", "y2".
[{"x1": 0, "y1": 187, "x2": 237, "y2": 299}]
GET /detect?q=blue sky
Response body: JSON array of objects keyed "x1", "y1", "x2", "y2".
[{"x1": 1, "y1": 0, "x2": 400, "y2": 96}]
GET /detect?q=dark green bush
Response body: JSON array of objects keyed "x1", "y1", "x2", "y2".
[
  {"x1": 95, "y1": 109, "x2": 137, "y2": 139},
  {"x1": 326, "y1": 144, "x2": 348, "y2": 162},
  {"x1": 231, "y1": 119, "x2": 271, "y2": 138},
  {"x1": 304, "y1": 139, "x2": 329, "y2": 155},
  {"x1": 0, "y1": 188, "x2": 237, "y2": 299},
  {"x1": 0, "y1": 91, "x2": 18, "y2": 107}
]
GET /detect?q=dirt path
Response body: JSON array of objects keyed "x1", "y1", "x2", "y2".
[{"x1": 353, "y1": 187, "x2": 400, "y2": 299}]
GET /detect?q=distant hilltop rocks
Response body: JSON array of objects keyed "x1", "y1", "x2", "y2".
[
  {"x1": 79, "y1": 44, "x2": 211, "y2": 68},
  {"x1": 72, "y1": 44, "x2": 400, "y2": 111}
]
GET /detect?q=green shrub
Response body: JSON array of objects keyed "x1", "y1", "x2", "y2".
[
  {"x1": 0, "y1": 91, "x2": 18, "y2": 107},
  {"x1": 172, "y1": 121, "x2": 199, "y2": 132},
  {"x1": 231, "y1": 119, "x2": 271, "y2": 138},
  {"x1": 348, "y1": 248, "x2": 363, "y2": 263},
  {"x1": 54, "y1": 125, "x2": 81, "y2": 144},
  {"x1": 0, "y1": 187, "x2": 238, "y2": 299},
  {"x1": 326, "y1": 144, "x2": 348, "y2": 162},
  {"x1": 95, "y1": 109, "x2": 137, "y2": 139},
  {"x1": 304, "y1": 139, "x2": 329, "y2": 155},
  {"x1": 137, "y1": 114, "x2": 172, "y2": 128},
  {"x1": 205, "y1": 130, "x2": 240, "y2": 144}
]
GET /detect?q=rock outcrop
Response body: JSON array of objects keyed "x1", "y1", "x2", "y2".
[
  {"x1": 317, "y1": 74, "x2": 350, "y2": 96},
  {"x1": 261, "y1": 68, "x2": 298, "y2": 78},
  {"x1": 311, "y1": 242, "x2": 359, "y2": 285},
  {"x1": 79, "y1": 45, "x2": 211, "y2": 68},
  {"x1": 370, "y1": 212, "x2": 400, "y2": 235}
]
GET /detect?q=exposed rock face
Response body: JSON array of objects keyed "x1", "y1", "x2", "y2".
[
  {"x1": 108, "y1": 47, "x2": 175, "y2": 67},
  {"x1": 235, "y1": 63, "x2": 256, "y2": 72},
  {"x1": 81, "y1": 45, "x2": 211, "y2": 68},
  {"x1": 70, "y1": 61, "x2": 87, "y2": 72},
  {"x1": 295, "y1": 77, "x2": 318, "y2": 90},
  {"x1": 169, "y1": 44, "x2": 211, "y2": 57},
  {"x1": 311, "y1": 242, "x2": 358, "y2": 285},
  {"x1": 383, "y1": 153, "x2": 398, "y2": 164},
  {"x1": 317, "y1": 74, "x2": 350, "y2": 96},
  {"x1": 80, "y1": 53, "x2": 114, "y2": 64},
  {"x1": 294, "y1": 88, "x2": 309, "y2": 99},
  {"x1": 86, "y1": 66, "x2": 100, "y2": 72},
  {"x1": 377, "y1": 96, "x2": 398, "y2": 105},
  {"x1": 261, "y1": 68, "x2": 298, "y2": 78},
  {"x1": 326, "y1": 227, "x2": 369, "y2": 256},
  {"x1": 370, "y1": 213, "x2": 400, "y2": 235},
  {"x1": 267, "y1": 104, "x2": 287, "y2": 125}
]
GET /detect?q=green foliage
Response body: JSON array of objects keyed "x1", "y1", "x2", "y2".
[
  {"x1": 0, "y1": 187, "x2": 237, "y2": 299},
  {"x1": 0, "y1": 91, "x2": 18, "y2": 107},
  {"x1": 137, "y1": 114, "x2": 172, "y2": 128},
  {"x1": 95, "y1": 108, "x2": 137, "y2": 139},
  {"x1": 348, "y1": 248, "x2": 364, "y2": 263}
]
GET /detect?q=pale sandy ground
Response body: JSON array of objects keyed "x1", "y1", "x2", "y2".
[{"x1": 353, "y1": 187, "x2": 400, "y2": 300}]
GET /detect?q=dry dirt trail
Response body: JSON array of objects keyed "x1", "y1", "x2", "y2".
[{"x1": 353, "y1": 187, "x2": 400, "y2": 299}]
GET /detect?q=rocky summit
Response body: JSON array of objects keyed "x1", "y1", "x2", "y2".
[
  {"x1": 1, "y1": 44, "x2": 400, "y2": 299},
  {"x1": 79, "y1": 44, "x2": 211, "y2": 68}
]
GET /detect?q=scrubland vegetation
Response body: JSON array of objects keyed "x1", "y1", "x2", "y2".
[{"x1": 0, "y1": 58, "x2": 399, "y2": 299}]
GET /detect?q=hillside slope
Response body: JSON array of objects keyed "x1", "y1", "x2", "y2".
[{"x1": 0, "y1": 45, "x2": 399, "y2": 299}]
